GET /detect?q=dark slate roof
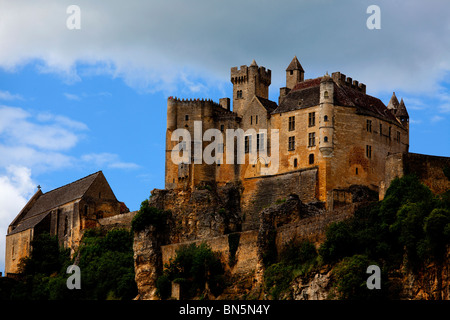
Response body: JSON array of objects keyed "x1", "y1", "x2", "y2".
[
  {"x1": 8, "y1": 171, "x2": 101, "y2": 235},
  {"x1": 286, "y1": 56, "x2": 304, "y2": 72},
  {"x1": 256, "y1": 96, "x2": 278, "y2": 113},
  {"x1": 272, "y1": 78, "x2": 321, "y2": 114},
  {"x1": 272, "y1": 76, "x2": 400, "y2": 124},
  {"x1": 395, "y1": 99, "x2": 409, "y2": 118},
  {"x1": 334, "y1": 84, "x2": 399, "y2": 123}
]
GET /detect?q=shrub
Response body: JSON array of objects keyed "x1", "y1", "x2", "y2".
[
  {"x1": 157, "y1": 243, "x2": 225, "y2": 299},
  {"x1": 131, "y1": 199, "x2": 170, "y2": 232},
  {"x1": 264, "y1": 239, "x2": 318, "y2": 299}
]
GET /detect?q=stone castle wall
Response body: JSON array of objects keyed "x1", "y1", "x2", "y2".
[{"x1": 380, "y1": 152, "x2": 450, "y2": 199}]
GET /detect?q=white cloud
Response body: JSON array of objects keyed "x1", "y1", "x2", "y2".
[
  {"x1": 63, "y1": 92, "x2": 81, "y2": 101},
  {"x1": 0, "y1": 166, "x2": 36, "y2": 274},
  {"x1": 0, "y1": 1, "x2": 449, "y2": 96},
  {"x1": 81, "y1": 153, "x2": 139, "y2": 170},
  {"x1": 0, "y1": 105, "x2": 85, "y2": 151},
  {"x1": 430, "y1": 115, "x2": 444, "y2": 122},
  {"x1": 0, "y1": 90, "x2": 24, "y2": 101}
]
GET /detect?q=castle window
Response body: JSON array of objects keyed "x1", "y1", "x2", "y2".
[
  {"x1": 220, "y1": 124, "x2": 224, "y2": 132},
  {"x1": 290, "y1": 70, "x2": 293, "y2": 75},
  {"x1": 396, "y1": 131, "x2": 401, "y2": 142},
  {"x1": 308, "y1": 112, "x2": 315, "y2": 127},
  {"x1": 324, "y1": 136, "x2": 328, "y2": 143},
  {"x1": 308, "y1": 132, "x2": 316, "y2": 147},
  {"x1": 324, "y1": 115, "x2": 328, "y2": 122},
  {"x1": 289, "y1": 116, "x2": 295, "y2": 131},
  {"x1": 355, "y1": 167, "x2": 359, "y2": 175},
  {"x1": 309, "y1": 153, "x2": 314, "y2": 165},
  {"x1": 250, "y1": 116, "x2": 253, "y2": 125},
  {"x1": 366, "y1": 120, "x2": 372, "y2": 132},
  {"x1": 245, "y1": 135, "x2": 252, "y2": 153},
  {"x1": 324, "y1": 91, "x2": 329, "y2": 99},
  {"x1": 237, "y1": 90, "x2": 243, "y2": 99},
  {"x1": 379, "y1": 123, "x2": 383, "y2": 136},
  {"x1": 256, "y1": 115, "x2": 258, "y2": 125},
  {"x1": 185, "y1": 115, "x2": 189, "y2": 121},
  {"x1": 288, "y1": 136, "x2": 295, "y2": 151},
  {"x1": 366, "y1": 145, "x2": 372, "y2": 159},
  {"x1": 257, "y1": 133, "x2": 265, "y2": 151},
  {"x1": 294, "y1": 158, "x2": 298, "y2": 168}
]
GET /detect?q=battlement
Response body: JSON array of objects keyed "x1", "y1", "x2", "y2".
[
  {"x1": 231, "y1": 64, "x2": 271, "y2": 85},
  {"x1": 168, "y1": 96, "x2": 236, "y2": 114},
  {"x1": 331, "y1": 72, "x2": 366, "y2": 93}
]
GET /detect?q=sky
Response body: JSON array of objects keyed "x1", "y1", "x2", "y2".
[{"x1": 0, "y1": 0, "x2": 449, "y2": 274}]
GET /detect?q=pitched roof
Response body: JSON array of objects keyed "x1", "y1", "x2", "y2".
[
  {"x1": 272, "y1": 78, "x2": 321, "y2": 114},
  {"x1": 8, "y1": 171, "x2": 102, "y2": 235},
  {"x1": 272, "y1": 76, "x2": 400, "y2": 124},
  {"x1": 256, "y1": 96, "x2": 278, "y2": 113},
  {"x1": 387, "y1": 92, "x2": 400, "y2": 110},
  {"x1": 395, "y1": 98, "x2": 409, "y2": 118},
  {"x1": 286, "y1": 56, "x2": 304, "y2": 72}
]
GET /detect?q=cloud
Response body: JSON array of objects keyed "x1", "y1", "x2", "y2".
[
  {"x1": 0, "y1": 1, "x2": 449, "y2": 96},
  {"x1": 81, "y1": 153, "x2": 139, "y2": 170},
  {"x1": 0, "y1": 90, "x2": 24, "y2": 101},
  {"x1": 0, "y1": 105, "x2": 85, "y2": 151},
  {"x1": 430, "y1": 115, "x2": 444, "y2": 122},
  {"x1": 0, "y1": 166, "x2": 36, "y2": 274},
  {"x1": 63, "y1": 92, "x2": 81, "y2": 101}
]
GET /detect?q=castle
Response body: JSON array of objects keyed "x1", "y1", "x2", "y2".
[{"x1": 165, "y1": 57, "x2": 410, "y2": 227}]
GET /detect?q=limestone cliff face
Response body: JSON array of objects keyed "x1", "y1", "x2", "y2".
[
  {"x1": 148, "y1": 183, "x2": 242, "y2": 243},
  {"x1": 133, "y1": 224, "x2": 169, "y2": 300},
  {"x1": 399, "y1": 249, "x2": 450, "y2": 300}
]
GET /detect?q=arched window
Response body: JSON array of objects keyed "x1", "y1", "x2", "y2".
[
  {"x1": 324, "y1": 136, "x2": 328, "y2": 142},
  {"x1": 324, "y1": 115, "x2": 328, "y2": 122},
  {"x1": 309, "y1": 153, "x2": 314, "y2": 164},
  {"x1": 324, "y1": 91, "x2": 329, "y2": 98}
]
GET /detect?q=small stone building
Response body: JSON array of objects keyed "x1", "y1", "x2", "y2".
[{"x1": 5, "y1": 171, "x2": 126, "y2": 275}]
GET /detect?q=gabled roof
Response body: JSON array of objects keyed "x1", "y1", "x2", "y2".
[
  {"x1": 8, "y1": 171, "x2": 103, "y2": 235},
  {"x1": 286, "y1": 56, "x2": 304, "y2": 72},
  {"x1": 256, "y1": 96, "x2": 278, "y2": 113}
]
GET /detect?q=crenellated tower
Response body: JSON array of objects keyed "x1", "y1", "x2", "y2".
[{"x1": 230, "y1": 59, "x2": 271, "y2": 117}]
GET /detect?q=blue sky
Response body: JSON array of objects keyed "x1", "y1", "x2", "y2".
[{"x1": 0, "y1": 0, "x2": 449, "y2": 273}]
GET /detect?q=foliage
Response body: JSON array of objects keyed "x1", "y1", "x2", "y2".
[
  {"x1": 331, "y1": 254, "x2": 385, "y2": 300},
  {"x1": 156, "y1": 243, "x2": 225, "y2": 299},
  {"x1": 264, "y1": 239, "x2": 318, "y2": 299},
  {"x1": 76, "y1": 228, "x2": 137, "y2": 300},
  {"x1": 1, "y1": 229, "x2": 137, "y2": 300},
  {"x1": 131, "y1": 199, "x2": 170, "y2": 232},
  {"x1": 263, "y1": 175, "x2": 450, "y2": 300}
]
